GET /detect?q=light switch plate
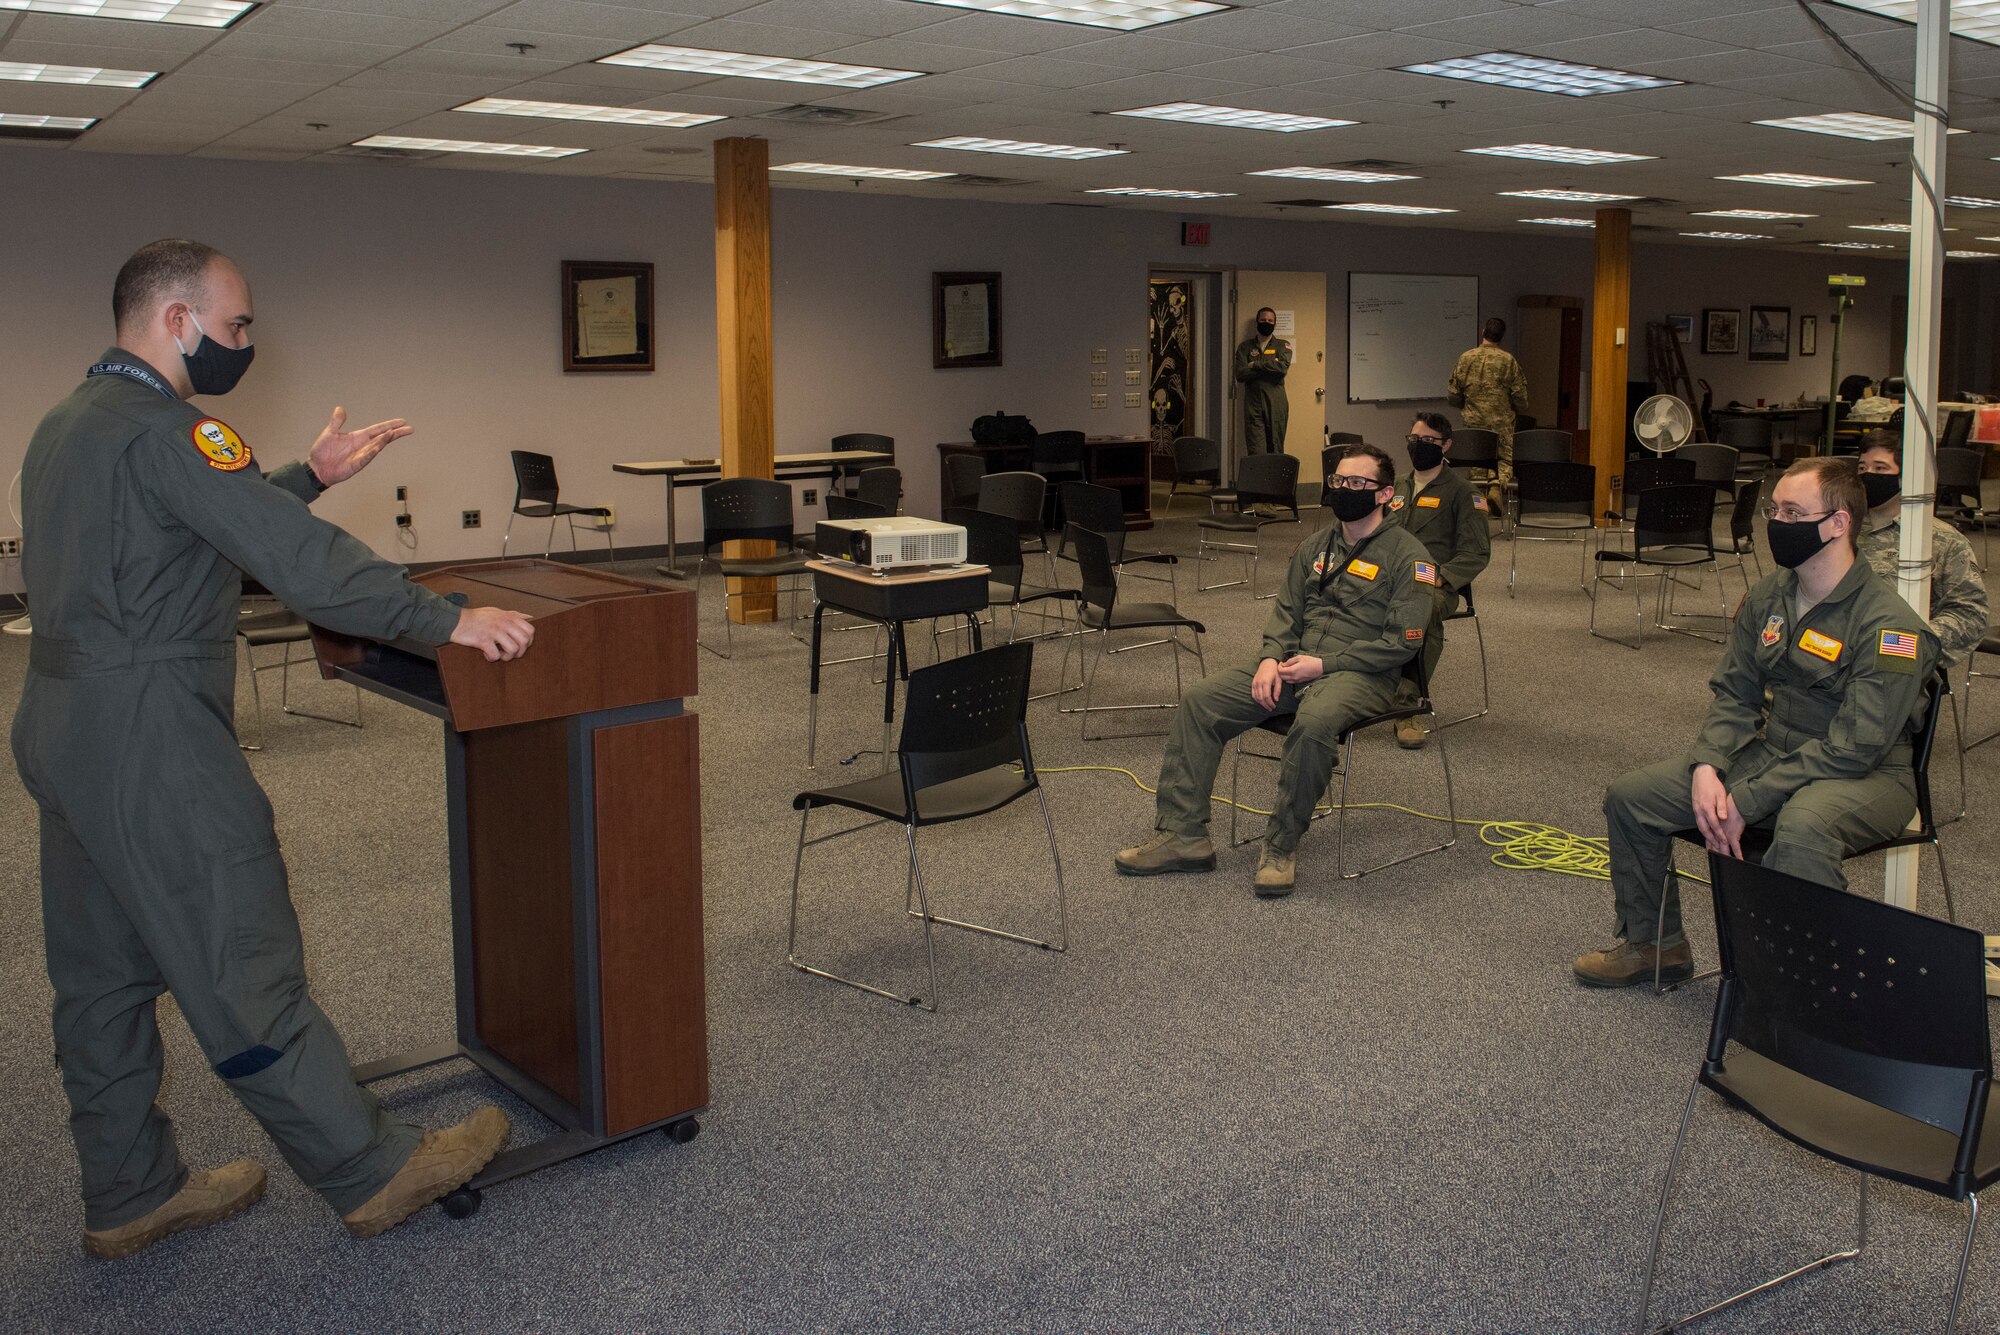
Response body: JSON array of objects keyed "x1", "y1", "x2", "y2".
[
  {"x1": 1091, "y1": 393, "x2": 1108, "y2": 410},
  {"x1": 1124, "y1": 392, "x2": 1143, "y2": 408}
]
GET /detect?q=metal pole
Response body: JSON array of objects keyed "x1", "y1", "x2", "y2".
[
  {"x1": 1826, "y1": 296, "x2": 1847, "y2": 451},
  {"x1": 1886, "y1": 0, "x2": 1949, "y2": 913}
]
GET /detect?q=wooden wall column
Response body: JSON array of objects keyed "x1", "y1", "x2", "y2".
[
  {"x1": 715, "y1": 136, "x2": 776, "y2": 621},
  {"x1": 1589, "y1": 207, "x2": 1632, "y2": 523}
]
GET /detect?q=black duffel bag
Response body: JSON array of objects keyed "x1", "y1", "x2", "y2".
[{"x1": 971, "y1": 411, "x2": 1036, "y2": 445}]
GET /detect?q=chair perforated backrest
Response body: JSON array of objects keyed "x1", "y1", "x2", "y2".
[
  {"x1": 1172, "y1": 436, "x2": 1221, "y2": 485},
  {"x1": 1942, "y1": 410, "x2": 1974, "y2": 453},
  {"x1": 898, "y1": 641, "x2": 1035, "y2": 797},
  {"x1": 1621, "y1": 457, "x2": 1697, "y2": 514},
  {"x1": 1514, "y1": 461, "x2": 1596, "y2": 516},
  {"x1": 1325, "y1": 430, "x2": 1365, "y2": 448},
  {"x1": 945, "y1": 453, "x2": 986, "y2": 507},
  {"x1": 1066, "y1": 525, "x2": 1120, "y2": 620},
  {"x1": 1908, "y1": 670, "x2": 1946, "y2": 835},
  {"x1": 1716, "y1": 416, "x2": 1773, "y2": 452},
  {"x1": 1937, "y1": 447, "x2": 1985, "y2": 510},
  {"x1": 948, "y1": 506, "x2": 1023, "y2": 586},
  {"x1": 1708, "y1": 851, "x2": 1990, "y2": 1139},
  {"x1": 1032, "y1": 431, "x2": 1086, "y2": 471},
  {"x1": 1729, "y1": 476, "x2": 1763, "y2": 546},
  {"x1": 1237, "y1": 451, "x2": 1299, "y2": 508},
  {"x1": 700, "y1": 477, "x2": 797, "y2": 552},
  {"x1": 511, "y1": 450, "x2": 560, "y2": 507},
  {"x1": 978, "y1": 471, "x2": 1047, "y2": 530},
  {"x1": 1633, "y1": 483, "x2": 1717, "y2": 554},
  {"x1": 831, "y1": 432, "x2": 893, "y2": 454},
  {"x1": 1057, "y1": 482, "x2": 1125, "y2": 563},
  {"x1": 1514, "y1": 430, "x2": 1573, "y2": 465},
  {"x1": 1450, "y1": 429, "x2": 1500, "y2": 469},
  {"x1": 857, "y1": 466, "x2": 901, "y2": 513},
  {"x1": 826, "y1": 493, "x2": 888, "y2": 521}
]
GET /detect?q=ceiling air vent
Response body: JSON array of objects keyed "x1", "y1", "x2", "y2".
[
  {"x1": 752, "y1": 104, "x2": 903, "y2": 127},
  {"x1": 946, "y1": 174, "x2": 1031, "y2": 187},
  {"x1": 1270, "y1": 197, "x2": 1339, "y2": 207},
  {"x1": 1331, "y1": 159, "x2": 1418, "y2": 171},
  {"x1": 0, "y1": 123, "x2": 88, "y2": 142}
]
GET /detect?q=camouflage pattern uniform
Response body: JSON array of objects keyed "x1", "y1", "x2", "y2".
[
  {"x1": 1447, "y1": 344, "x2": 1530, "y2": 482},
  {"x1": 1859, "y1": 511, "x2": 1988, "y2": 672}
]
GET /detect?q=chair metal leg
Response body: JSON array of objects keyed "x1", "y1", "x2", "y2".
[
  {"x1": 1946, "y1": 1192, "x2": 1980, "y2": 1335},
  {"x1": 501, "y1": 510, "x2": 516, "y2": 560},
  {"x1": 903, "y1": 787, "x2": 1069, "y2": 953},
  {"x1": 239, "y1": 639, "x2": 268, "y2": 752},
  {"x1": 276, "y1": 639, "x2": 363, "y2": 729},
  {"x1": 544, "y1": 514, "x2": 558, "y2": 559},
  {"x1": 1438, "y1": 612, "x2": 1490, "y2": 727},
  {"x1": 1333, "y1": 705, "x2": 1457, "y2": 879},
  {"x1": 695, "y1": 558, "x2": 733, "y2": 660},
  {"x1": 1935, "y1": 836, "x2": 1958, "y2": 924},
  {"x1": 1654, "y1": 865, "x2": 1719, "y2": 995},
  {"x1": 783, "y1": 807, "x2": 939, "y2": 1011}
]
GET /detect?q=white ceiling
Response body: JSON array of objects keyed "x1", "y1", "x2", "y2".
[{"x1": 8, "y1": 0, "x2": 2000, "y2": 255}]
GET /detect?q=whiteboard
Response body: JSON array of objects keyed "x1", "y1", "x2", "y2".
[{"x1": 1346, "y1": 272, "x2": 1479, "y2": 403}]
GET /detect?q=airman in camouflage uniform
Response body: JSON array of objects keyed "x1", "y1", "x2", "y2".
[
  {"x1": 1856, "y1": 430, "x2": 1988, "y2": 671},
  {"x1": 1447, "y1": 318, "x2": 1530, "y2": 487}
]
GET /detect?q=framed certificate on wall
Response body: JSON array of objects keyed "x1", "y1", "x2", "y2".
[
  {"x1": 563, "y1": 260, "x2": 654, "y2": 373},
  {"x1": 933, "y1": 271, "x2": 1002, "y2": 369}
]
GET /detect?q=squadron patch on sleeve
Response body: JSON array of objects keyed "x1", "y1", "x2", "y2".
[{"x1": 191, "y1": 418, "x2": 252, "y2": 472}]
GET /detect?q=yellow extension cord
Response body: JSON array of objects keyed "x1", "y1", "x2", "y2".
[{"x1": 1033, "y1": 763, "x2": 1710, "y2": 887}]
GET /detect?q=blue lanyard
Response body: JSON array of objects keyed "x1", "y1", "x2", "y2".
[{"x1": 87, "y1": 360, "x2": 175, "y2": 399}]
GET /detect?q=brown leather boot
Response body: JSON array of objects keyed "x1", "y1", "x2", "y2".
[
  {"x1": 82, "y1": 1160, "x2": 267, "y2": 1260},
  {"x1": 342, "y1": 1107, "x2": 508, "y2": 1239},
  {"x1": 1573, "y1": 939, "x2": 1693, "y2": 988},
  {"x1": 1115, "y1": 830, "x2": 1216, "y2": 876},
  {"x1": 1253, "y1": 844, "x2": 1297, "y2": 897}
]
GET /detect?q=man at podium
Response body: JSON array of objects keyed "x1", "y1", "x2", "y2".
[{"x1": 12, "y1": 239, "x2": 534, "y2": 1256}]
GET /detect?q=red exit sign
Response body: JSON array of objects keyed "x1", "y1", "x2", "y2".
[{"x1": 1181, "y1": 222, "x2": 1210, "y2": 246}]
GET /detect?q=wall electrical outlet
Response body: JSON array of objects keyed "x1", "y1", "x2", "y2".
[
  {"x1": 1091, "y1": 393, "x2": 1108, "y2": 410},
  {"x1": 1124, "y1": 392, "x2": 1143, "y2": 409},
  {"x1": 803, "y1": 489, "x2": 817, "y2": 506},
  {"x1": 0, "y1": 537, "x2": 19, "y2": 558},
  {"x1": 395, "y1": 515, "x2": 412, "y2": 529},
  {"x1": 1124, "y1": 370, "x2": 1142, "y2": 387},
  {"x1": 461, "y1": 510, "x2": 481, "y2": 529},
  {"x1": 395, "y1": 485, "x2": 408, "y2": 502},
  {"x1": 1090, "y1": 347, "x2": 1108, "y2": 365},
  {"x1": 1090, "y1": 370, "x2": 1108, "y2": 387}
]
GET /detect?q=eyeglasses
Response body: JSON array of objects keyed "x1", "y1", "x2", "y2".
[
  {"x1": 1759, "y1": 502, "x2": 1834, "y2": 523},
  {"x1": 1405, "y1": 434, "x2": 1445, "y2": 447},
  {"x1": 1329, "y1": 475, "x2": 1384, "y2": 491}
]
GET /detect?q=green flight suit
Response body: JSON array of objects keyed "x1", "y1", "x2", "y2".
[
  {"x1": 1602, "y1": 560, "x2": 1937, "y2": 947},
  {"x1": 1859, "y1": 510, "x2": 1988, "y2": 672},
  {"x1": 10, "y1": 349, "x2": 463, "y2": 1230},
  {"x1": 1386, "y1": 463, "x2": 1493, "y2": 704},
  {"x1": 1154, "y1": 519, "x2": 1434, "y2": 852},
  {"x1": 1234, "y1": 335, "x2": 1292, "y2": 455},
  {"x1": 1446, "y1": 344, "x2": 1529, "y2": 482}
]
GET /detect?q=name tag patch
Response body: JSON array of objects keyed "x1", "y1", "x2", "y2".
[
  {"x1": 1346, "y1": 558, "x2": 1379, "y2": 580},
  {"x1": 1798, "y1": 628, "x2": 1844, "y2": 663},
  {"x1": 1405, "y1": 627, "x2": 1425, "y2": 642},
  {"x1": 191, "y1": 418, "x2": 251, "y2": 472},
  {"x1": 1416, "y1": 495, "x2": 1441, "y2": 508}
]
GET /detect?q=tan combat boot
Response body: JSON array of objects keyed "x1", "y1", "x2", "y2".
[
  {"x1": 1115, "y1": 830, "x2": 1217, "y2": 876},
  {"x1": 342, "y1": 1106, "x2": 509, "y2": 1239},
  {"x1": 1573, "y1": 939, "x2": 1693, "y2": 988},
  {"x1": 1254, "y1": 844, "x2": 1297, "y2": 897},
  {"x1": 1395, "y1": 716, "x2": 1428, "y2": 749},
  {"x1": 83, "y1": 1160, "x2": 267, "y2": 1259}
]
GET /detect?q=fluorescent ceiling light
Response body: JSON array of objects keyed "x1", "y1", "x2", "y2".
[
  {"x1": 1717, "y1": 171, "x2": 1870, "y2": 187},
  {"x1": 0, "y1": 61, "x2": 154, "y2": 87},
  {"x1": 1087, "y1": 186, "x2": 1236, "y2": 198},
  {"x1": 1692, "y1": 208, "x2": 1815, "y2": 220},
  {"x1": 350, "y1": 135, "x2": 584, "y2": 159},
  {"x1": 1850, "y1": 221, "x2": 1958, "y2": 232},
  {"x1": 1948, "y1": 195, "x2": 2000, "y2": 208},
  {"x1": 0, "y1": 1, "x2": 253, "y2": 26},
  {"x1": 902, "y1": 0, "x2": 1230, "y2": 31},
  {"x1": 1825, "y1": 2, "x2": 2000, "y2": 47},
  {"x1": 1397, "y1": 51, "x2": 1680, "y2": 96},
  {"x1": 1979, "y1": 235, "x2": 2000, "y2": 242},
  {"x1": 1948, "y1": 250, "x2": 2000, "y2": 258},
  {"x1": 453, "y1": 99, "x2": 723, "y2": 128},
  {"x1": 774, "y1": 161, "x2": 953, "y2": 180},
  {"x1": 1756, "y1": 111, "x2": 1964, "y2": 140},
  {"x1": 1821, "y1": 240, "x2": 1892, "y2": 249},
  {"x1": 1464, "y1": 142, "x2": 1653, "y2": 164},
  {"x1": 1499, "y1": 188, "x2": 1639, "y2": 202},
  {"x1": 1248, "y1": 166, "x2": 1418, "y2": 183},
  {"x1": 915, "y1": 135, "x2": 1124, "y2": 159},
  {"x1": 1681, "y1": 231, "x2": 1772, "y2": 240},
  {"x1": 1112, "y1": 102, "x2": 1353, "y2": 132},
  {"x1": 597, "y1": 44, "x2": 921, "y2": 89},
  {"x1": 1520, "y1": 216, "x2": 1594, "y2": 227},
  {"x1": 1325, "y1": 202, "x2": 1456, "y2": 215},
  {"x1": 0, "y1": 111, "x2": 95, "y2": 128}
]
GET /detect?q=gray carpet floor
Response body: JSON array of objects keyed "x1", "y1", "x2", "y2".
[{"x1": 1, "y1": 496, "x2": 1996, "y2": 1333}]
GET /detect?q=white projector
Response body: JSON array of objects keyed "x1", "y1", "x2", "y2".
[{"x1": 816, "y1": 516, "x2": 967, "y2": 570}]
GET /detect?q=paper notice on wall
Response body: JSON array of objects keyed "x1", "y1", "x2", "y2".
[
  {"x1": 943, "y1": 283, "x2": 990, "y2": 358},
  {"x1": 1273, "y1": 309, "x2": 1295, "y2": 337},
  {"x1": 577, "y1": 276, "x2": 638, "y2": 358}
]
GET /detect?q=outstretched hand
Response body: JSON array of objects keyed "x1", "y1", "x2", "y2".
[{"x1": 308, "y1": 406, "x2": 414, "y2": 486}]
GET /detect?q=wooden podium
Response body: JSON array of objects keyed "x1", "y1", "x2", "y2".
[{"x1": 311, "y1": 559, "x2": 705, "y2": 1215}]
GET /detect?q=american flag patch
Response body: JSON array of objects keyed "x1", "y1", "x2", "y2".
[
  {"x1": 1880, "y1": 630, "x2": 1919, "y2": 659},
  {"x1": 1414, "y1": 560, "x2": 1440, "y2": 585},
  {"x1": 1472, "y1": 495, "x2": 1488, "y2": 511}
]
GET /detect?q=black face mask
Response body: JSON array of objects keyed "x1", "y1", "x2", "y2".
[
  {"x1": 1407, "y1": 439, "x2": 1446, "y2": 472},
  {"x1": 176, "y1": 313, "x2": 254, "y2": 396},
  {"x1": 1329, "y1": 486, "x2": 1381, "y2": 522},
  {"x1": 1767, "y1": 516, "x2": 1836, "y2": 569},
  {"x1": 1255, "y1": 320, "x2": 1275, "y2": 337},
  {"x1": 1861, "y1": 472, "x2": 1902, "y2": 509}
]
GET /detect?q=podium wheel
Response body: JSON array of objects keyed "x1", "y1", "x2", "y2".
[
  {"x1": 441, "y1": 1186, "x2": 482, "y2": 1219},
  {"x1": 664, "y1": 1117, "x2": 701, "y2": 1145}
]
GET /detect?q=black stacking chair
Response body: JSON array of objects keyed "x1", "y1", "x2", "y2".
[
  {"x1": 1212, "y1": 451, "x2": 1302, "y2": 523},
  {"x1": 1512, "y1": 428, "x2": 1572, "y2": 463},
  {"x1": 235, "y1": 607, "x2": 361, "y2": 751},
  {"x1": 505, "y1": 450, "x2": 616, "y2": 562},
  {"x1": 1324, "y1": 429, "x2": 1364, "y2": 449},
  {"x1": 1031, "y1": 430, "x2": 1087, "y2": 487},
  {"x1": 944, "y1": 452, "x2": 985, "y2": 513},
  {"x1": 1225, "y1": 653, "x2": 1456, "y2": 878},
  {"x1": 1197, "y1": 452, "x2": 1300, "y2": 597},
  {"x1": 1508, "y1": 461, "x2": 1595, "y2": 595},
  {"x1": 1675, "y1": 442, "x2": 1741, "y2": 509},
  {"x1": 978, "y1": 471, "x2": 1052, "y2": 579},
  {"x1": 695, "y1": 478, "x2": 812, "y2": 659},
  {"x1": 856, "y1": 466, "x2": 901, "y2": 515},
  {"x1": 1942, "y1": 408, "x2": 1975, "y2": 453},
  {"x1": 1963, "y1": 632, "x2": 2000, "y2": 751},
  {"x1": 1714, "y1": 476, "x2": 1765, "y2": 596},
  {"x1": 786, "y1": 642, "x2": 1066, "y2": 1012},
  {"x1": 830, "y1": 432, "x2": 893, "y2": 496},
  {"x1": 1588, "y1": 484, "x2": 1725, "y2": 649},
  {"x1": 943, "y1": 506, "x2": 1077, "y2": 648},
  {"x1": 1937, "y1": 446, "x2": 1995, "y2": 565},
  {"x1": 1052, "y1": 482, "x2": 1178, "y2": 600},
  {"x1": 824, "y1": 493, "x2": 887, "y2": 522},
  {"x1": 1635, "y1": 851, "x2": 1995, "y2": 1335},
  {"x1": 1596, "y1": 455, "x2": 1697, "y2": 574},
  {"x1": 1165, "y1": 435, "x2": 1222, "y2": 514},
  {"x1": 1715, "y1": 415, "x2": 1773, "y2": 479},
  {"x1": 1450, "y1": 428, "x2": 1502, "y2": 486},
  {"x1": 1056, "y1": 526, "x2": 1205, "y2": 740},
  {"x1": 1653, "y1": 670, "x2": 1955, "y2": 995},
  {"x1": 1437, "y1": 584, "x2": 1489, "y2": 728}
]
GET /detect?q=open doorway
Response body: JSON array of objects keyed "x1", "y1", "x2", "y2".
[{"x1": 1149, "y1": 268, "x2": 1227, "y2": 495}]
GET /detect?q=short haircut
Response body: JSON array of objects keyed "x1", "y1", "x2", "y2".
[
  {"x1": 1785, "y1": 456, "x2": 1864, "y2": 549},
  {"x1": 1336, "y1": 442, "x2": 1396, "y2": 487},
  {"x1": 113, "y1": 238, "x2": 223, "y2": 329},
  {"x1": 1255, "y1": 306, "x2": 1276, "y2": 321},
  {"x1": 1410, "y1": 411, "x2": 1453, "y2": 440},
  {"x1": 1481, "y1": 317, "x2": 1506, "y2": 343},
  {"x1": 1857, "y1": 428, "x2": 1901, "y2": 468}
]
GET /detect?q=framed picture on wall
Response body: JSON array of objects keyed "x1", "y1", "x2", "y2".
[
  {"x1": 562, "y1": 260, "x2": 654, "y2": 372},
  {"x1": 1799, "y1": 315, "x2": 1818, "y2": 356},
  {"x1": 1748, "y1": 305, "x2": 1791, "y2": 363},
  {"x1": 933, "y1": 271, "x2": 1002, "y2": 368},
  {"x1": 1665, "y1": 313, "x2": 1695, "y2": 342},
  {"x1": 1702, "y1": 308, "x2": 1741, "y2": 355}
]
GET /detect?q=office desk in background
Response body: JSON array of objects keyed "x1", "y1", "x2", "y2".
[{"x1": 614, "y1": 451, "x2": 894, "y2": 576}]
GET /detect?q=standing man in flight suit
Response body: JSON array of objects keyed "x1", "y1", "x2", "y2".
[
  {"x1": 1574, "y1": 457, "x2": 1937, "y2": 988},
  {"x1": 1115, "y1": 444, "x2": 1436, "y2": 896},
  {"x1": 1447, "y1": 317, "x2": 1530, "y2": 505},
  {"x1": 1385, "y1": 412, "x2": 1492, "y2": 750},
  {"x1": 13, "y1": 239, "x2": 535, "y2": 1256},
  {"x1": 1234, "y1": 306, "x2": 1293, "y2": 456}
]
